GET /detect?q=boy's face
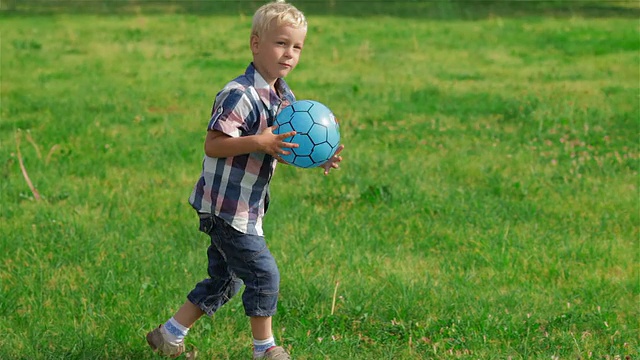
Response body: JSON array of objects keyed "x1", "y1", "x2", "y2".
[{"x1": 251, "y1": 21, "x2": 307, "y2": 86}]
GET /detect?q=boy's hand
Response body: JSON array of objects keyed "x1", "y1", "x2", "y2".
[
  {"x1": 321, "y1": 144, "x2": 344, "y2": 175},
  {"x1": 259, "y1": 125, "x2": 298, "y2": 161}
]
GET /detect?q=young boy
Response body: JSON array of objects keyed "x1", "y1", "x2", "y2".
[{"x1": 146, "y1": 1, "x2": 344, "y2": 359}]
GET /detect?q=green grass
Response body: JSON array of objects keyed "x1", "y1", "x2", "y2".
[{"x1": 1, "y1": 3, "x2": 638, "y2": 359}]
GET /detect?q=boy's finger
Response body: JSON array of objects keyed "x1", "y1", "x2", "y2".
[
  {"x1": 277, "y1": 130, "x2": 296, "y2": 139},
  {"x1": 280, "y1": 141, "x2": 299, "y2": 148}
]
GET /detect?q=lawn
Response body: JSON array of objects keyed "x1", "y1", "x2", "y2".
[{"x1": 0, "y1": 1, "x2": 638, "y2": 359}]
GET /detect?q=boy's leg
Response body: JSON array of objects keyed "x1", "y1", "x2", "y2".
[
  {"x1": 147, "y1": 214, "x2": 242, "y2": 357},
  {"x1": 185, "y1": 240, "x2": 243, "y2": 316},
  {"x1": 174, "y1": 300, "x2": 205, "y2": 328},
  {"x1": 187, "y1": 214, "x2": 244, "y2": 316},
  {"x1": 211, "y1": 225, "x2": 286, "y2": 358},
  {"x1": 159, "y1": 301, "x2": 202, "y2": 346},
  {"x1": 148, "y1": 300, "x2": 203, "y2": 355},
  {"x1": 252, "y1": 316, "x2": 291, "y2": 359},
  {"x1": 250, "y1": 316, "x2": 273, "y2": 340}
]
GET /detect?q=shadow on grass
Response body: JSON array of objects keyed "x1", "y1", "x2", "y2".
[{"x1": 1, "y1": 0, "x2": 639, "y2": 19}]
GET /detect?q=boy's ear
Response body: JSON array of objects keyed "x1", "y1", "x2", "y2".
[{"x1": 250, "y1": 34, "x2": 260, "y2": 54}]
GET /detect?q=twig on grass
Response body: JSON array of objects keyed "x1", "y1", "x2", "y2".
[
  {"x1": 331, "y1": 280, "x2": 340, "y2": 316},
  {"x1": 45, "y1": 144, "x2": 60, "y2": 165},
  {"x1": 15, "y1": 130, "x2": 41, "y2": 201},
  {"x1": 25, "y1": 130, "x2": 42, "y2": 159}
]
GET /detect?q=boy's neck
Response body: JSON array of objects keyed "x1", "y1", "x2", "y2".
[{"x1": 253, "y1": 62, "x2": 278, "y2": 90}]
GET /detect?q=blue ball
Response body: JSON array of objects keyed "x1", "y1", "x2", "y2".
[{"x1": 273, "y1": 100, "x2": 341, "y2": 168}]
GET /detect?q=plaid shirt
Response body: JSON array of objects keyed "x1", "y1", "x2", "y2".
[{"x1": 189, "y1": 63, "x2": 295, "y2": 236}]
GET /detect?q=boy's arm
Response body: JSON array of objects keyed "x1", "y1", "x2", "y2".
[{"x1": 204, "y1": 126, "x2": 298, "y2": 159}]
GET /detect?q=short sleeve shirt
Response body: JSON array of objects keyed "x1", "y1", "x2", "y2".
[{"x1": 189, "y1": 63, "x2": 295, "y2": 236}]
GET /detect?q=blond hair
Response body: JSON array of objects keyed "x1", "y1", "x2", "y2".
[{"x1": 251, "y1": 0, "x2": 307, "y2": 37}]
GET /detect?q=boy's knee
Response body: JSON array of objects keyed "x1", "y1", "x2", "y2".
[{"x1": 254, "y1": 256, "x2": 280, "y2": 292}]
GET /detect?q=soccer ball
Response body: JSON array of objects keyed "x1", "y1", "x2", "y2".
[{"x1": 273, "y1": 100, "x2": 341, "y2": 168}]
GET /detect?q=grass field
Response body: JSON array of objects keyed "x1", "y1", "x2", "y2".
[{"x1": 1, "y1": 1, "x2": 638, "y2": 359}]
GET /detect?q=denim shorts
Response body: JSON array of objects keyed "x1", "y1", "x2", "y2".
[{"x1": 187, "y1": 214, "x2": 280, "y2": 317}]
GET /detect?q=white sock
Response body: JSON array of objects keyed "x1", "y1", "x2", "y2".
[
  {"x1": 253, "y1": 336, "x2": 276, "y2": 356},
  {"x1": 161, "y1": 317, "x2": 189, "y2": 345}
]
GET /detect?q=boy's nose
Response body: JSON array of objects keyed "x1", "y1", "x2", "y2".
[{"x1": 284, "y1": 47, "x2": 294, "y2": 58}]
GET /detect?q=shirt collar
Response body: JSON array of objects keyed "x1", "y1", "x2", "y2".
[{"x1": 246, "y1": 63, "x2": 295, "y2": 113}]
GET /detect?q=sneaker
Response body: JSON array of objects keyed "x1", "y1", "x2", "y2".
[
  {"x1": 254, "y1": 346, "x2": 291, "y2": 360},
  {"x1": 146, "y1": 325, "x2": 186, "y2": 358}
]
